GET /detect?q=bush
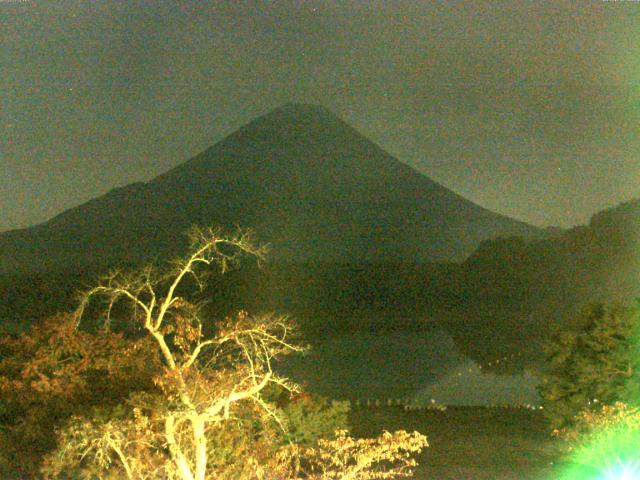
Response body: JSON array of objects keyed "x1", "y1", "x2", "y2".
[{"x1": 280, "y1": 393, "x2": 351, "y2": 447}]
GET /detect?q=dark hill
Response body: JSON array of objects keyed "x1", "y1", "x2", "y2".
[
  {"x1": 438, "y1": 198, "x2": 640, "y2": 370},
  {"x1": 0, "y1": 104, "x2": 543, "y2": 275}
]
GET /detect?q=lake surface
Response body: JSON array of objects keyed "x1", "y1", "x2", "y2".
[{"x1": 279, "y1": 326, "x2": 540, "y2": 406}]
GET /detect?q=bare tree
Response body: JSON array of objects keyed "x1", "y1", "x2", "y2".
[
  {"x1": 42, "y1": 226, "x2": 427, "y2": 480},
  {"x1": 66, "y1": 226, "x2": 304, "y2": 480}
]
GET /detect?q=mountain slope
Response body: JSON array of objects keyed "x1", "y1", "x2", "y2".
[{"x1": 0, "y1": 103, "x2": 543, "y2": 275}]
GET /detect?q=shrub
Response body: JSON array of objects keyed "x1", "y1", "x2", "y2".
[{"x1": 280, "y1": 392, "x2": 351, "y2": 447}]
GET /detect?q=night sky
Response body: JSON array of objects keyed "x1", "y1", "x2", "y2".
[{"x1": 2, "y1": 0, "x2": 639, "y2": 233}]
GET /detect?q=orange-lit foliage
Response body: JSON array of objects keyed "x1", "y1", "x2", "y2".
[
  {"x1": 556, "y1": 402, "x2": 640, "y2": 444},
  {"x1": 304, "y1": 429, "x2": 428, "y2": 480},
  {"x1": 0, "y1": 313, "x2": 160, "y2": 477}
]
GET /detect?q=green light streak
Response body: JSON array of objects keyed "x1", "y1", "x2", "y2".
[{"x1": 552, "y1": 308, "x2": 640, "y2": 480}]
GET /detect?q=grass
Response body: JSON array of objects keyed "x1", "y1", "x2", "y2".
[{"x1": 349, "y1": 405, "x2": 564, "y2": 479}]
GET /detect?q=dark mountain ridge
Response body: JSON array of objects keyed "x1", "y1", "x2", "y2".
[
  {"x1": 438, "y1": 197, "x2": 640, "y2": 369},
  {"x1": 0, "y1": 103, "x2": 543, "y2": 275}
]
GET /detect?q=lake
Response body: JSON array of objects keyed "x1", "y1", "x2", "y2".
[{"x1": 279, "y1": 326, "x2": 540, "y2": 406}]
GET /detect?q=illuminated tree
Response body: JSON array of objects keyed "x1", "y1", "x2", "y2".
[
  {"x1": 32, "y1": 226, "x2": 427, "y2": 480},
  {"x1": 0, "y1": 312, "x2": 159, "y2": 478}
]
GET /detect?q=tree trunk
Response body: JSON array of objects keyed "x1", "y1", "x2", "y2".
[
  {"x1": 166, "y1": 415, "x2": 196, "y2": 480},
  {"x1": 192, "y1": 415, "x2": 208, "y2": 480}
]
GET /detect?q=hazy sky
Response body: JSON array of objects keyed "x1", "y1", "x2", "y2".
[{"x1": 2, "y1": 0, "x2": 639, "y2": 232}]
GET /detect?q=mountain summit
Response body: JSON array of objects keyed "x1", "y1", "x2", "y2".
[{"x1": 0, "y1": 104, "x2": 543, "y2": 274}]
